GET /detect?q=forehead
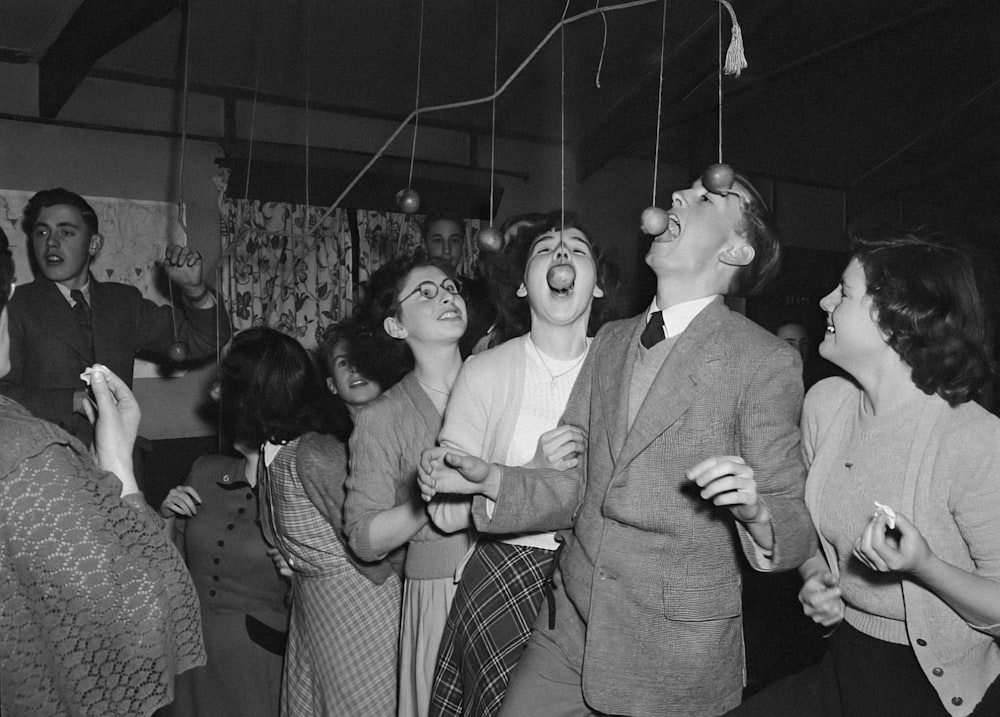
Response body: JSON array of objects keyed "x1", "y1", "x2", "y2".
[
  {"x1": 35, "y1": 204, "x2": 87, "y2": 228},
  {"x1": 530, "y1": 228, "x2": 592, "y2": 252},
  {"x1": 401, "y1": 264, "x2": 449, "y2": 290},
  {"x1": 426, "y1": 219, "x2": 462, "y2": 237}
]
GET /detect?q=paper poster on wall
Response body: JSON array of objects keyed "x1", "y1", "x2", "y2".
[{"x1": 0, "y1": 189, "x2": 188, "y2": 378}]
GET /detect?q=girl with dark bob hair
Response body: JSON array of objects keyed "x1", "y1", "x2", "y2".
[
  {"x1": 727, "y1": 229, "x2": 1000, "y2": 717},
  {"x1": 344, "y1": 251, "x2": 471, "y2": 717},
  {"x1": 222, "y1": 327, "x2": 400, "y2": 715}
]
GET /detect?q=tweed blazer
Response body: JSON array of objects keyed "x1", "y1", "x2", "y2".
[
  {"x1": 473, "y1": 299, "x2": 817, "y2": 716},
  {"x1": 0, "y1": 275, "x2": 230, "y2": 441}
]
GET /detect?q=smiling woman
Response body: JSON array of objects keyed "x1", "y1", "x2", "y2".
[{"x1": 345, "y1": 251, "x2": 471, "y2": 717}]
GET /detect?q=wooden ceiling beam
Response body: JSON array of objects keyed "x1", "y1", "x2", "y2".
[{"x1": 38, "y1": 0, "x2": 179, "y2": 118}]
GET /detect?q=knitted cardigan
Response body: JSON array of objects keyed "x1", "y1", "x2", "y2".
[{"x1": 803, "y1": 378, "x2": 1000, "y2": 716}]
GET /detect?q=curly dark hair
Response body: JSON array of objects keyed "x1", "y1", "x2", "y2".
[
  {"x1": 352, "y1": 249, "x2": 458, "y2": 373},
  {"x1": 480, "y1": 210, "x2": 626, "y2": 347},
  {"x1": 853, "y1": 228, "x2": 992, "y2": 406},
  {"x1": 728, "y1": 171, "x2": 782, "y2": 297},
  {"x1": 219, "y1": 327, "x2": 346, "y2": 445}
]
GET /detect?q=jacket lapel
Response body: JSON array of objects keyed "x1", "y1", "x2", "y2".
[
  {"x1": 615, "y1": 300, "x2": 729, "y2": 472},
  {"x1": 595, "y1": 316, "x2": 642, "y2": 461}
]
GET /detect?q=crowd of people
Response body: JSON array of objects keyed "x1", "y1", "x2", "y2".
[{"x1": 2, "y1": 174, "x2": 1000, "y2": 717}]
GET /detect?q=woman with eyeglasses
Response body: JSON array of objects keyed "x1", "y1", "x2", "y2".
[{"x1": 345, "y1": 251, "x2": 472, "y2": 717}]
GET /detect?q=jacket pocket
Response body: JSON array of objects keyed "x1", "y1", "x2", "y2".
[{"x1": 662, "y1": 583, "x2": 742, "y2": 621}]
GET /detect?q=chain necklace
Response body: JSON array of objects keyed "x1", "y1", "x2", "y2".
[{"x1": 528, "y1": 337, "x2": 589, "y2": 384}]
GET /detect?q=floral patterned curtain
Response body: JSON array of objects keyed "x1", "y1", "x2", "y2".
[
  {"x1": 220, "y1": 198, "x2": 353, "y2": 349},
  {"x1": 219, "y1": 187, "x2": 482, "y2": 349}
]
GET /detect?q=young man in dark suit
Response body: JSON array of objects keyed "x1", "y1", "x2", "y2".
[
  {"x1": 419, "y1": 169, "x2": 817, "y2": 716},
  {"x1": 0, "y1": 188, "x2": 231, "y2": 444}
]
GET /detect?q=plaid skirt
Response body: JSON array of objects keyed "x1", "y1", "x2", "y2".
[{"x1": 429, "y1": 541, "x2": 558, "y2": 717}]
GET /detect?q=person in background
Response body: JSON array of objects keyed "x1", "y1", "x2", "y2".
[
  {"x1": 420, "y1": 168, "x2": 816, "y2": 717},
  {"x1": 0, "y1": 226, "x2": 205, "y2": 716},
  {"x1": 0, "y1": 188, "x2": 231, "y2": 446},
  {"x1": 158, "y1": 354, "x2": 291, "y2": 717},
  {"x1": 429, "y1": 211, "x2": 618, "y2": 717},
  {"x1": 726, "y1": 230, "x2": 1000, "y2": 717},
  {"x1": 421, "y1": 211, "x2": 491, "y2": 357},
  {"x1": 345, "y1": 252, "x2": 471, "y2": 717}
]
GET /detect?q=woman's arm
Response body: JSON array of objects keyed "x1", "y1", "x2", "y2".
[{"x1": 857, "y1": 511, "x2": 1000, "y2": 631}]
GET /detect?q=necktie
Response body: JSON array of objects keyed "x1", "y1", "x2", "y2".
[
  {"x1": 640, "y1": 310, "x2": 665, "y2": 349},
  {"x1": 70, "y1": 289, "x2": 94, "y2": 357}
]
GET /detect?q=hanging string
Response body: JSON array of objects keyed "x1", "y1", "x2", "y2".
[
  {"x1": 651, "y1": 0, "x2": 667, "y2": 205},
  {"x1": 595, "y1": 1, "x2": 607, "y2": 88},
  {"x1": 408, "y1": 0, "x2": 427, "y2": 188},
  {"x1": 561, "y1": 0, "x2": 570, "y2": 229},
  {"x1": 304, "y1": 0, "x2": 312, "y2": 235},
  {"x1": 250, "y1": 0, "x2": 659, "y2": 241},
  {"x1": 166, "y1": 0, "x2": 195, "y2": 342},
  {"x1": 488, "y1": 0, "x2": 499, "y2": 226},
  {"x1": 243, "y1": 0, "x2": 264, "y2": 203},
  {"x1": 717, "y1": 1, "x2": 723, "y2": 163}
]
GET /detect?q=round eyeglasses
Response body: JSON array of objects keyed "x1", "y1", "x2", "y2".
[{"x1": 393, "y1": 277, "x2": 463, "y2": 310}]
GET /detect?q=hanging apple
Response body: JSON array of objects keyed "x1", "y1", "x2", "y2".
[
  {"x1": 640, "y1": 206, "x2": 670, "y2": 236},
  {"x1": 396, "y1": 188, "x2": 421, "y2": 214},
  {"x1": 476, "y1": 226, "x2": 504, "y2": 253},
  {"x1": 547, "y1": 263, "x2": 576, "y2": 293},
  {"x1": 702, "y1": 163, "x2": 735, "y2": 195},
  {"x1": 167, "y1": 341, "x2": 189, "y2": 363}
]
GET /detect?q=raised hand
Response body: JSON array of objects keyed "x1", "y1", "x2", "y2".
[
  {"x1": 89, "y1": 366, "x2": 141, "y2": 493},
  {"x1": 854, "y1": 510, "x2": 932, "y2": 576},
  {"x1": 163, "y1": 244, "x2": 205, "y2": 292},
  {"x1": 685, "y1": 455, "x2": 768, "y2": 525}
]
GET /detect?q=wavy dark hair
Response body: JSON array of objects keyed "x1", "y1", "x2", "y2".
[
  {"x1": 481, "y1": 210, "x2": 626, "y2": 347},
  {"x1": 853, "y1": 228, "x2": 992, "y2": 406},
  {"x1": 219, "y1": 327, "x2": 345, "y2": 446},
  {"x1": 352, "y1": 249, "x2": 458, "y2": 373},
  {"x1": 22, "y1": 188, "x2": 100, "y2": 238},
  {"x1": 729, "y1": 171, "x2": 782, "y2": 297}
]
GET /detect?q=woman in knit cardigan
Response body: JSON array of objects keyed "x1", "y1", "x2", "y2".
[
  {"x1": 727, "y1": 229, "x2": 1000, "y2": 717},
  {"x1": 345, "y1": 251, "x2": 471, "y2": 717}
]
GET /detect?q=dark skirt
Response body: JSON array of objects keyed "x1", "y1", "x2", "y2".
[
  {"x1": 430, "y1": 541, "x2": 557, "y2": 717},
  {"x1": 725, "y1": 622, "x2": 951, "y2": 717}
]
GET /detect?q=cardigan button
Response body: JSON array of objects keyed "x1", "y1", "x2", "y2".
[
  {"x1": 951, "y1": 697, "x2": 963, "y2": 706},
  {"x1": 932, "y1": 667, "x2": 944, "y2": 677},
  {"x1": 916, "y1": 638, "x2": 927, "y2": 646}
]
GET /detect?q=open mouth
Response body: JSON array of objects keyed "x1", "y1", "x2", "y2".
[
  {"x1": 439, "y1": 309, "x2": 463, "y2": 321},
  {"x1": 348, "y1": 378, "x2": 368, "y2": 388},
  {"x1": 653, "y1": 214, "x2": 681, "y2": 243},
  {"x1": 45, "y1": 253, "x2": 64, "y2": 264},
  {"x1": 547, "y1": 264, "x2": 576, "y2": 296}
]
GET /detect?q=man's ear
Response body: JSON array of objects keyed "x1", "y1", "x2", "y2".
[
  {"x1": 88, "y1": 233, "x2": 104, "y2": 257},
  {"x1": 592, "y1": 284, "x2": 605, "y2": 299},
  {"x1": 719, "y1": 243, "x2": 755, "y2": 267},
  {"x1": 383, "y1": 315, "x2": 408, "y2": 340},
  {"x1": 516, "y1": 282, "x2": 528, "y2": 298}
]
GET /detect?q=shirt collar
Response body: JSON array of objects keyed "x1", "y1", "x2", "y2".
[
  {"x1": 646, "y1": 295, "x2": 720, "y2": 338},
  {"x1": 55, "y1": 279, "x2": 91, "y2": 305}
]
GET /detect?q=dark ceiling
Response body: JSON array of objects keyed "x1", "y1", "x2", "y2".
[{"x1": 4, "y1": 0, "x2": 1000, "y2": 239}]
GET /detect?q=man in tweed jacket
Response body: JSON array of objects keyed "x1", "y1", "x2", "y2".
[{"x1": 420, "y1": 170, "x2": 817, "y2": 716}]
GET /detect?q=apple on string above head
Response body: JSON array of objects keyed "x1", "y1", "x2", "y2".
[
  {"x1": 396, "y1": 188, "x2": 421, "y2": 214},
  {"x1": 475, "y1": 226, "x2": 504, "y2": 254}
]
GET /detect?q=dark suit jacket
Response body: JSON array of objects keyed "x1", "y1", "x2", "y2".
[
  {"x1": 0, "y1": 275, "x2": 231, "y2": 442},
  {"x1": 474, "y1": 299, "x2": 817, "y2": 717}
]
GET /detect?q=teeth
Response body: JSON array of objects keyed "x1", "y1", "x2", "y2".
[{"x1": 667, "y1": 214, "x2": 681, "y2": 238}]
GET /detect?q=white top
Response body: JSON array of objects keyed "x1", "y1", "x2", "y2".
[{"x1": 646, "y1": 294, "x2": 719, "y2": 338}]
